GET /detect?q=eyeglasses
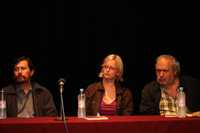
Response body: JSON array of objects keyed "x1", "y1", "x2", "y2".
[{"x1": 102, "y1": 65, "x2": 117, "y2": 71}]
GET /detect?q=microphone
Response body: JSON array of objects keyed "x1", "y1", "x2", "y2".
[
  {"x1": 58, "y1": 78, "x2": 66, "y2": 86},
  {"x1": 58, "y1": 78, "x2": 66, "y2": 94}
]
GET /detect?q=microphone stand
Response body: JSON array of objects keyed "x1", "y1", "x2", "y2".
[
  {"x1": 59, "y1": 84, "x2": 66, "y2": 121},
  {"x1": 57, "y1": 79, "x2": 68, "y2": 133}
]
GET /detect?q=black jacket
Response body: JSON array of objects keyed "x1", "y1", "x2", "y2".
[
  {"x1": 3, "y1": 82, "x2": 57, "y2": 117},
  {"x1": 85, "y1": 81, "x2": 133, "y2": 115},
  {"x1": 140, "y1": 76, "x2": 200, "y2": 114}
]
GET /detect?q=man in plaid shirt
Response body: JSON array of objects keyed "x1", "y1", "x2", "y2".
[{"x1": 140, "y1": 54, "x2": 200, "y2": 115}]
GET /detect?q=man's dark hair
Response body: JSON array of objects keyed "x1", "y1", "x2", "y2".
[{"x1": 13, "y1": 56, "x2": 35, "y2": 71}]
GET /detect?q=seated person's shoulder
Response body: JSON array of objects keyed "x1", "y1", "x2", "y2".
[
  {"x1": 86, "y1": 82, "x2": 100, "y2": 89},
  {"x1": 32, "y1": 82, "x2": 52, "y2": 94},
  {"x1": 143, "y1": 81, "x2": 160, "y2": 91},
  {"x1": 122, "y1": 87, "x2": 133, "y2": 98},
  {"x1": 85, "y1": 82, "x2": 101, "y2": 96},
  {"x1": 2, "y1": 84, "x2": 15, "y2": 93}
]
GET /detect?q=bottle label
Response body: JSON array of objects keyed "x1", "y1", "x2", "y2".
[
  {"x1": 178, "y1": 102, "x2": 185, "y2": 107},
  {"x1": 78, "y1": 100, "x2": 85, "y2": 108},
  {"x1": 0, "y1": 100, "x2": 6, "y2": 109},
  {"x1": 178, "y1": 95, "x2": 185, "y2": 107}
]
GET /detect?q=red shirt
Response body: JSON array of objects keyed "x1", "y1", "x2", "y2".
[{"x1": 100, "y1": 99, "x2": 117, "y2": 115}]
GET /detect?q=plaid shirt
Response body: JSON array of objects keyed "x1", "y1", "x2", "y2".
[{"x1": 159, "y1": 88, "x2": 177, "y2": 115}]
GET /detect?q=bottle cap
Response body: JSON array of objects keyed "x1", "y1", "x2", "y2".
[
  {"x1": 80, "y1": 88, "x2": 84, "y2": 92},
  {"x1": 179, "y1": 87, "x2": 183, "y2": 91}
]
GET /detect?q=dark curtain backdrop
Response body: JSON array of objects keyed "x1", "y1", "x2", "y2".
[{"x1": 1, "y1": 1, "x2": 200, "y2": 115}]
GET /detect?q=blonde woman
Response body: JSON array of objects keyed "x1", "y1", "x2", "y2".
[{"x1": 85, "y1": 54, "x2": 133, "y2": 116}]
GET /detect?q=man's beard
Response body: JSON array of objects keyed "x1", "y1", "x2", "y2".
[{"x1": 14, "y1": 76, "x2": 28, "y2": 84}]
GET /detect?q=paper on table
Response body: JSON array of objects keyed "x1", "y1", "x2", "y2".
[
  {"x1": 163, "y1": 112, "x2": 177, "y2": 117},
  {"x1": 84, "y1": 116, "x2": 109, "y2": 120},
  {"x1": 187, "y1": 111, "x2": 200, "y2": 117},
  {"x1": 164, "y1": 112, "x2": 200, "y2": 117},
  {"x1": 164, "y1": 115, "x2": 177, "y2": 117}
]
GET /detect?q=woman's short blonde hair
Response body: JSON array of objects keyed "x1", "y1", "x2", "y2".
[{"x1": 98, "y1": 54, "x2": 124, "y2": 81}]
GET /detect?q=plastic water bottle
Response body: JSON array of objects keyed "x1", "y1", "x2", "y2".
[
  {"x1": 0, "y1": 89, "x2": 7, "y2": 119},
  {"x1": 176, "y1": 87, "x2": 186, "y2": 118},
  {"x1": 77, "y1": 88, "x2": 86, "y2": 118}
]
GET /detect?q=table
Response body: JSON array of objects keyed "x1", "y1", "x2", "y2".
[{"x1": 0, "y1": 115, "x2": 200, "y2": 133}]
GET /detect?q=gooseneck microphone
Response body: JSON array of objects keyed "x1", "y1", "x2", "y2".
[{"x1": 58, "y1": 78, "x2": 66, "y2": 94}]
